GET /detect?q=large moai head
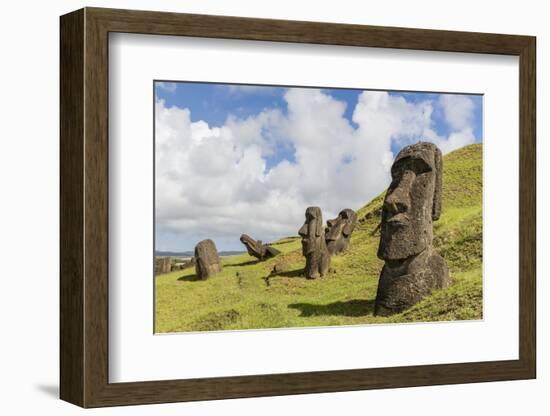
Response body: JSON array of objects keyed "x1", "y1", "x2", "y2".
[
  {"x1": 239, "y1": 234, "x2": 280, "y2": 260},
  {"x1": 298, "y1": 206, "x2": 330, "y2": 278},
  {"x1": 240, "y1": 234, "x2": 261, "y2": 257},
  {"x1": 325, "y1": 208, "x2": 358, "y2": 255},
  {"x1": 194, "y1": 239, "x2": 222, "y2": 280},
  {"x1": 377, "y1": 142, "x2": 443, "y2": 261}
]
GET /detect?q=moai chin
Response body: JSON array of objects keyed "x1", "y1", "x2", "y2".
[
  {"x1": 374, "y1": 142, "x2": 450, "y2": 316},
  {"x1": 325, "y1": 208, "x2": 358, "y2": 256},
  {"x1": 194, "y1": 239, "x2": 222, "y2": 280},
  {"x1": 239, "y1": 234, "x2": 281, "y2": 261},
  {"x1": 298, "y1": 207, "x2": 331, "y2": 279}
]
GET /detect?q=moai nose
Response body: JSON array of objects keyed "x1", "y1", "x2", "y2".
[{"x1": 385, "y1": 171, "x2": 414, "y2": 214}]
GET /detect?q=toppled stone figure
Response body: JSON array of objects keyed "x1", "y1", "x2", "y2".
[
  {"x1": 374, "y1": 142, "x2": 450, "y2": 316},
  {"x1": 325, "y1": 208, "x2": 358, "y2": 255},
  {"x1": 239, "y1": 234, "x2": 281, "y2": 260},
  {"x1": 298, "y1": 207, "x2": 330, "y2": 279},
  {"x1": 194, "y1": 239, "x2": 222, "y2": 280}
]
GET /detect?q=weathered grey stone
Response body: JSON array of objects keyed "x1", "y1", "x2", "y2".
[
  {"x1": 155, "y1": 257, "x2": 172, "y2": 275},
  {"x1": 298, "y1": 207, "x2": 330, "y2": 279},
  {"x1": 325, "y1": 208, "x2": 357, "y2": 255},
  {"x1": 375, "y1": 142, "x2": 450, "y2": 316},
  {"x1": 194, "y1": 239, "x2": 222, "y2": 280},
  {"x1": 239, "y1": 234, "x2": 281, "y2": 260}
]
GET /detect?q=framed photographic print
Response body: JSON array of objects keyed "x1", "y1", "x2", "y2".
[{"x1": 60, "y1": 7, "x2": 536, "y2": 408}]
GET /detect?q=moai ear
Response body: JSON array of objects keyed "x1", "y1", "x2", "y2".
[
  {"x1": 432, "y1": 146, "x2": 443, "y2": 221},
  {"x1": 315, "y1": 213, "x2": 323, "y2": 237}
]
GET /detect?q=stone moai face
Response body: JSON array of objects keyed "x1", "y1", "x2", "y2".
[
  {"x1": 298, "y1": 207, "x2": 324, "y2": 256},
  {"x1": 377, "y1": 141, "x2": 442, "y2": 261},
  {"x1": 298, "y1": 206, "x2": 330, "y2": 278},
  {"x1": 194, "y1": 239, "x2": 222, "y2": 280},
  {"x1": 325, "y1": 208, "x2": 358, "y2": 255}
]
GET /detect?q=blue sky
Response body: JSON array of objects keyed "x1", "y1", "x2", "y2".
[
  {"x1": 156, "y1": 81, "x2": 482, "y2": 153},
  {"x1": 155, "y1": 81, "x2": 482, "y2": 251}
]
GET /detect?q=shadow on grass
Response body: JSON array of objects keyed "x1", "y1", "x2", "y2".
[
  {"x1": 288, "y1": 299, "x2": 375, "y2": 317},
  {"x1": 263, "y1": 268, "x2": 305, "y2": 286},
  {"x1": 177, "y1": 274, "x2": 202, "y2": 282},
  {"x1": 226, "y1": 259, "x2": 260, "y2": 267},
  {"x1": 271, "y1": 268, "x2": 304, "y2": 278}
]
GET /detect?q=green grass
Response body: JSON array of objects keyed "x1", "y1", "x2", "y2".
[{"x1": 155, "y1": 144, "x2": 483, "y2": 333}]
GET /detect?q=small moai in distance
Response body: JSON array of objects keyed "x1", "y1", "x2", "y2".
[
  {"x1": 239, "y1": 234, "x2": 281, "y2": 261},
  {"x1": 325, "y1": 208, "x2": 358, "y2": 256},
  {"x1": 155, "y1": 257, "x2": 172, "y2": 275},
  {"x1": 374, "y1": 141, "x2": 450, "y2": 316},
  {"x1": 298, "y1": 206, "x2": 330, "y2": 279},
  {"x1": 194, "y1": 239, "x2": 222, "y2": 280}
]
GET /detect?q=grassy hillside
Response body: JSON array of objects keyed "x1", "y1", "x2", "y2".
[{"x1": 155, "y1": 144, "x2": 483, "y2": 333}]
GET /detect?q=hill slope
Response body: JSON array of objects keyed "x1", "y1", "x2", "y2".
[{"x1": 155, "y1": 144, "x2": 483, "y2": 332}]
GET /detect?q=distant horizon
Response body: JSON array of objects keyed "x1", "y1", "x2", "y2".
[
  {"x1": 155, "y1": 81, "x2": 483, "y2": 252},
  {"x1": 155, "y1": 249, "x2": 246, "y2": 256}
]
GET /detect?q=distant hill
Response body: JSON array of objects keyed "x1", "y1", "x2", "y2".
[
  {"x1": 155, "y1": 144, "x2": 483, "y2": 332},
  {"x1": 155, "y1": 250, "x2": 245, "y2": 257}
]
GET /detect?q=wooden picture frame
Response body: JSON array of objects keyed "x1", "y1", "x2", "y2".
[{"x1": 60, "y1": 7, "x2": 536, "y2": 408}]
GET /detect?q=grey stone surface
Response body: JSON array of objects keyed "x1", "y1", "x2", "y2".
[
  {"x1": 155, "y1": 257, "x2": 172, "y2": 275},
  {"x1": 194, "y1": 239, "x2": 222, "y2": 280},
  {"x1": 375, "y1": 142, "x2": 450, "y2": 316},
  {"x1": 239, "y1": 234, "x2": 281, "y2": 260},
  {"x1": 298, "y1": 206, "x2": 330, "y2": 279},
  {"x1": 325, "y1": 208, "x2": 358, "y2": 255}
]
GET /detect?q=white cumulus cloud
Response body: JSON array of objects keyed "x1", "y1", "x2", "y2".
[
  {"x1": 156, "y1": 82, "x2": 177, "y2": 93},
  {"x1": 155, "y1": 90, "x2": 480, "y2": 251},
  {"x1": 439, "y1": 94, "x2": 476, "y2": 131}
]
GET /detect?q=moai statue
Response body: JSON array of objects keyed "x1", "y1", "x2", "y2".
[
  {"x1": 194, "y1": 239, "x2": 222, "y2": 280},
  {"x1": 298, "y1": 207, "x2": 330, "y2": 279},
  {"x1": 239, "y1": 234, "x2": 281, "y2": 261},
  {"x1": 374, "y1": 142, "x2": 450, "y2": 316},
  {"x1": 155, "y1": 257, "x2": 172, "y2": 275},
  {"x1": 325, "y1": 208, "x2": 358, "y2": 255}
]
